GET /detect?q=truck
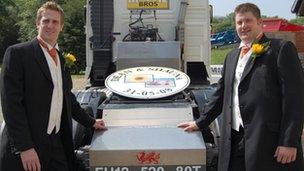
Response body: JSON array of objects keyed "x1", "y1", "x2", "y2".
[
  {"x1": 0, "y1": 0, "x2": 219, "y2": 170},
  {"x1": 72, "y1": 0, "x2": 221, "y2": 170}
]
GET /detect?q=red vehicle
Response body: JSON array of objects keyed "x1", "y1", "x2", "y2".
[{"x1": 262, "y1": 18, "x2": 304, "y2": 32}]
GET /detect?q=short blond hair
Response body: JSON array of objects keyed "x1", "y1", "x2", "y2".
[{"x1": 36, "y1": 1, "x2": 64, "y2": 25}]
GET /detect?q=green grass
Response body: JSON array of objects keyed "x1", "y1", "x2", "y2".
[{"x1": 211, "y1": 47, "x2": 233, "y2": 65}]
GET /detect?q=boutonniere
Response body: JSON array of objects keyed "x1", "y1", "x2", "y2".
[
  {"x1": 251, "y1": 41, "x2": 271, "y2": 60},
  {"x1": 63, "y1": 52, "x2": 76, "y2": 68}
]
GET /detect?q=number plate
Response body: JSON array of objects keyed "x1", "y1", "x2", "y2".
[{"x1": 93, "y1": 165, "x2": 206, "y2": 171}]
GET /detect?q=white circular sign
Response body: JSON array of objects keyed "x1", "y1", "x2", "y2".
[{"x1": 105, "y1": 66, "x2": 190, "y2": 99}]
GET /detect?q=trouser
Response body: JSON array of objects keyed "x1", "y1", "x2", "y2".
[
  {"x1": 40, "y1": 130, "x2": 69, "y2": 171},
  {"x1": 0, "y1": 130, "x2": 69, "y2": 171},
  {"x1": 228, "y1": 127, "x2": 246, "y2": 171}
]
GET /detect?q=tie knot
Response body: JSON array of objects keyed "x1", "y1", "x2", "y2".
[
  {"x1": 38, "y1": 38, "x2": 58, "y2": 65},
  {"x1": 240, "y1": 46, "x2": 250, "y2": 58},
  {"x1": 49, "y1": 48, "x2": 57, "y2": 58}
]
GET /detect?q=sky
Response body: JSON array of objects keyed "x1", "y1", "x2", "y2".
[{"x1": 209, "y1": 0, "x2": 297, "y2": 20}]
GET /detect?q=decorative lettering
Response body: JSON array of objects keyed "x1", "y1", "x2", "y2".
[{"x1": 106, "y1": 66, "x2": 190, "y2": 99}]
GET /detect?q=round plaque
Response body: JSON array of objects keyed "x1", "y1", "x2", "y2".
[{"x1": 105, "y1": 66, "x2": 190, "y2": 99}]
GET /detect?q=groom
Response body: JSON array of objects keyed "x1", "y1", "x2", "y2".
[
  {"x1": 0, "y1": 1, "x2": 106, "y2": 171},
  {"x1": 178, "y1": 3, "x2": 304, "y2": 171}
]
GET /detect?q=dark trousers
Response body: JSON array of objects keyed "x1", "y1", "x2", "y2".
[
  {"x1": 0, "y1": 130, "x2": 69, "y2": 171},
  {"x1": 228, "y1": 127, "x2": 246, "y2": 171},
  {"x1": 41, "y1": 130, "x2": 69, "y2": 171}
]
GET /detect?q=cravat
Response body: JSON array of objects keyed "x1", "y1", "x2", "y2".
[
  {"x1": 240, "y1": 46, "x2": 250, "y2": 58},
  {"x1": 38, "y1": 38, "x2": 58, "y2": 65}
]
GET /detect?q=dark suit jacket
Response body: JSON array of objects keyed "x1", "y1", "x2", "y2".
[
  {"x1": 196, "y1": 35, "x2": 304, "y2": 171},
  {"x1": 0, "y1": 38, "x2": 95, "y2": 170}
]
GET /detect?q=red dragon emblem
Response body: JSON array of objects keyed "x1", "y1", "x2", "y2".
[{"x1": 136, "y1": 151, "x2": 160, "y2": 164}]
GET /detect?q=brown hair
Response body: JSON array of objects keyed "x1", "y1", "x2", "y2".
[
  {"x1": 36, "y1": 1, "x2": 64, "y2": 25},
  {"x1": 234, "y1": 3, "x2": 261, "y2": 19}
]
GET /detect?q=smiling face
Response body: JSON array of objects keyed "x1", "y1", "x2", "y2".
[
  {"x1": 36, "y1": 9, "x2": 63, "y2": 46},
  {"x1": 235, "y1": 11, "x2": 263, "y2": 44}
]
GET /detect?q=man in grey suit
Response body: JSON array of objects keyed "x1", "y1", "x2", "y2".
[
  {"x1": 178, "y1": 3, "x2": 304, "y2": 171},
  {"x1": 0, "y1": 2, "x2": 106, "y2": 171}
]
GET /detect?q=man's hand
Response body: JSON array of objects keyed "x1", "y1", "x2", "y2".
[
  {"x1": 93, "y1": 119, "x2": 107, "y2": 130},
  {"x1": 274, "y1": 146, "x2": 297, "y2": 164},
  {"x1": 20, "y1": 148, "x2": 41, "y2": 171},
  {"x1": 177, "y1": 121, "x2": 199, "y2": 132}
]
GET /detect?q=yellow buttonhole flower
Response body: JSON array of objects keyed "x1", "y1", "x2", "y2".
[
  {"x1": 64, "y1": 52, "x2": 77, "y2": 68},
  {"x1": 251, "y1": 41, "x2": 270, "y2": 60},
  {"x1": 66, "y1": 53, "x2": 76, "y2": 63},
  {"x1": 252, "y1": 43, "x2": 264, "y2": 55}
]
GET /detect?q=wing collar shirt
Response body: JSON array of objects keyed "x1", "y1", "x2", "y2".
[
  {"x1": 38, "y1": 36, "x2": 63, "y2": 134},
  {"x1": 232, "y1": 41, "x2": 252, "y2": 131}
]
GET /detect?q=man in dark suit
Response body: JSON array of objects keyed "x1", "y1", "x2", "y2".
[
  {"x1": 178, "y1": 3, "x2": 304, "y2": 171},
  {"x1": 0, "y1": 2, "x2": 106, "y2": 171}
]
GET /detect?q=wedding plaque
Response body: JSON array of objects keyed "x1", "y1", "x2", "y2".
[{"x1": 105, "y1": 66, "x2": 190, "y2": 99}]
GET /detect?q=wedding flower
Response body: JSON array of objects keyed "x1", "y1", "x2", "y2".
[
  {"x1": 64, "y1": 52, "x2": 76, "y2": 68},
  {"x1": 251, "y1": 41, "x2": 271, "y2": 60}
]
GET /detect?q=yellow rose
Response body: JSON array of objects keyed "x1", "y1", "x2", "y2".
[
  {"x1": 64, "y1": 52, "x2": 77, "y2": 68},
  {"x1": 66, "y1": 53, "x2": 76, "y2": 62},
  {"x1": 251, "y1": 41, "x2": 271, "y2": 60},
  {"x1": 252, "y1": 43, "x2": 264, "y2": 55}
]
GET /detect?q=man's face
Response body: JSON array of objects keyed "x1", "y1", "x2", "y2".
[
  {"x1": 235, "y1": 11, "x2": 262, "y2": 44},
  {"x1": 36, "y1": 9, "x2": 63, "y2": 46}
]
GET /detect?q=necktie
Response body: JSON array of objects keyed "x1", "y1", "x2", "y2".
[
  {"x1": 240, "y1": 46, "x2": 250, "y2": 58},
  {"x1": 38, "y1": 38, "x2": 58, "y2": 65}
]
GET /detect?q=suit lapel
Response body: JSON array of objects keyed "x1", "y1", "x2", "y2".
[
  {"x1": 228, "y1": 48, "x2": 240, "y2": 86},
  {"x1": 58, "y1": 50, "x2": 65, "y2": 72},
  {"x1": 240, "y1": 56, "x2": 255, "y2": 83},
  {"x1": 240, "y1": 35, "x2": 270, "y2": 83},
  {"x1": 58, "y1": 51, "x2": 69, "y2": 94},
  {"x1": 32, "y1": 38, "x2": 52, "y2": 82}
]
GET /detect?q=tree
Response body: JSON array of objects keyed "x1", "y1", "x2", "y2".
[
  {"x1": 15, "y1": 0, "x2": 40, "y2": 41},
  {"x1": 211, "y1": 13, "x2": 235, "y2": 33},
  {"x1": 0, "y1": 0, "x2": 19, "y2": 63},
  {"x1": 13, "y1": 0, "x2": 86, "y2": 74},
  {"x1": 59, "y1": 0, "x2": 86, "y2": 74}
]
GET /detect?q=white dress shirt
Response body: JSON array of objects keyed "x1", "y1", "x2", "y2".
[
  {"x1": 232, "y1": 42, "x2": 252, "y2": 131},
  {"x1": 38, "y1": 37, "x2": 63, "y2": 134}
]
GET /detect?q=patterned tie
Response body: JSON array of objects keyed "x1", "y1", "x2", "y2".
[
  {"x1": 240, "y1": 46, "x2": 250, "y2": 58},
  {"x1": 38, "y1": 38, "x2": 58, "y2": 65}
]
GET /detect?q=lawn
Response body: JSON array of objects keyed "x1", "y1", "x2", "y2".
[{"x1": 211, "y1": 46, "x2": 233, "y2": 65}]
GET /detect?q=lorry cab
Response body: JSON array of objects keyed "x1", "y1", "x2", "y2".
[{"x1": 76, "y1": 0, "x2": 220, "y2": 170}]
